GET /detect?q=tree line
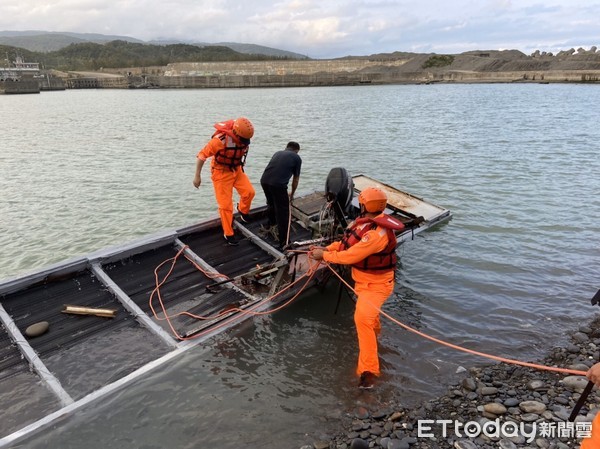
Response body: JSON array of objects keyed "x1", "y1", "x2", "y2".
[{"x1": 1, "y1": 40, "x2": 297, "y2": 71}]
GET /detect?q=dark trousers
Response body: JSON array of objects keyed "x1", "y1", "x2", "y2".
[{"x1": 261, "y1": 182, "x2": 290, "y2": 246}]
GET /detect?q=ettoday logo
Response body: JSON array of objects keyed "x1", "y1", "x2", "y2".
[
  {"x1": 417, "y1": 419, "x2": 536, "y2": 443},
  {"x1": 417, "y1": 419, "x2": 592, "y2": 443}
]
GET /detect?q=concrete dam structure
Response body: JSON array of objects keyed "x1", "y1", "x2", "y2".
[{"x1": 67, "y1": 53, "x2": 600, "y2": 89}]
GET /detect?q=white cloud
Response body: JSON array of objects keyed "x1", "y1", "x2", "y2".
[{"x1": 0, "y1": 0, "x2": 599, "y2": 58}]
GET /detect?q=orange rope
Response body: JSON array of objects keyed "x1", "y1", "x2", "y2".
[
  {"x1": 149, "y1": 245, "x2": 587, "y2": 377},
  {"x1": 149, "y1": 246, "x2": 322, "y2": 340},
  {"x1": 324, "y1": 262, "x2": 588, "y2": 377}
]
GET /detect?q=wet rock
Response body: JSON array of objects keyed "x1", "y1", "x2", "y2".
[
  {"x1": 372, "y1": 409, "x2": 388, "y2": 419},
  {"x1": 355, "y1": 407, "x2": 370, "y2": 419},
  {"x1": 462, "y1": 377, "x2": 477, "y2": 391},
  {"x1": 24, "y1": 321, "x2": 49, "y2": 338},
  {"x1": 313, "y1": 442, "x2": 329, "y2": 449},
  {"x1": 565, "y1": 343, "x2": 581, "y2": 354},
  {"x1": 349, "y1": 438, "x2": 369, "y2": 449},
  {"x1": 569, "y1": 363, "x2": 591, "y2": 372},
  {"x1": 573, "y1": 332, "x2": 590, "y2": 343}
]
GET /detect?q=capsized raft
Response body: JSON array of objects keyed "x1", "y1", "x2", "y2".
[{"x1": 0, "y1": 173, "x2": 451, "y2": 446}]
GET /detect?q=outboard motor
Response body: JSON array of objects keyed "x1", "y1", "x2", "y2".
[{"x1": 325, "y1": 167, "x2": 354, "y2": 228}]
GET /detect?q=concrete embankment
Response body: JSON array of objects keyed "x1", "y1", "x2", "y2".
[
  {"x1": 145, "y1": 69, "x2": 600, "y2": 88},
  {"x1": 0, "y1": 79, "x2": 40, "y2": 94},
  {"x1": 123, "y1": 60, "x2": 600, "y2": 88},
  {"x1": 0, "y1": 76, "x2": 64, "y2": 94},
  {"x1": 48, "y1": 53, "x2": 600, "y2": 89}
]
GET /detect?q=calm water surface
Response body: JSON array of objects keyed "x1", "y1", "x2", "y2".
[{"x1": 0, "y1": 84, "x2": 599, "y2": 448}]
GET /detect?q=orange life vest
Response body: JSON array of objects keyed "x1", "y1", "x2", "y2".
[
  {"x1": 212, "y1": 120, "x2": 249, "y2": 169},
  {"x1": 340, "y1": 215, "x2": 405, "y2": 273}
]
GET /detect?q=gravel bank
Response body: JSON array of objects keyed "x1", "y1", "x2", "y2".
[{"x1": 302, "y1": 315, "x2": 600, "y2": 449}]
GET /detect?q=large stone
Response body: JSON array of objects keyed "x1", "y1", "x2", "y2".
[
  {"x1": 573, "y1": 332, "x2": 590, "y2": 343},
  {"x1": 562, "y1": 376, "x2": 589, "y2": 392},
  {"x1": 350, "y1": 438, "x2": 369, "y2": 449},
  {"x1": 519, "y1": 400, "x2": 547, "y2": 414},
  {"x1": 355, "y1": 407, "x2": 370, "y2": 419},
  {"x1": 462, "y1": 377, "x2": 477, "y2": 391},
  {"x1": 24, "y1": 321, "x2": 49, "y2": 338},
  {"x1": 484, "y1": 403, "x2": 507, "y2": 415},
  {"x1": 480, "y1": 387, "x2": 498, "y2": 396}
]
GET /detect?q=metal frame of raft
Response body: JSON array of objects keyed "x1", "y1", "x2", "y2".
[{"x1": 0, "y1": 174, "x2": 451, "y2": 447}]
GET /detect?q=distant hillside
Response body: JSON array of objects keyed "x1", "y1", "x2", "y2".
[
  {"x1": 0, "y1": 30, "x2": 143, "y2": 48},
  {"x1": 149, "y1": 39, "x2": 308, "y2": 59},
  {"x1": 0, "y1": 34, "x2": 89, "y2": 53},
  {"x1": 0, "y1": 40, "x2": 300, "y2": 71},
  {"x1": 0, "y1": 30, "x2": 307, "y2": 59},
  {"x1": 218, "y1": 42, "x2": 308, "y2": 59}
]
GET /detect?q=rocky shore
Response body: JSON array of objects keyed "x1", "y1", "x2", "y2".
[{"x1": 303, "y1": 314, "x2": 600, "y2": 449}]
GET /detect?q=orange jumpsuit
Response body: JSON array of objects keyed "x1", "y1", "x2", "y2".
[
  {"x1": 581, "y1": 413, "x2": 600, "y2": 448},
  {"x1": 323, "y1": 219, "x2": 395, "y2": 377},
  {"x1": 197, "y1": 136, "x2": 255, "y2": 237}
]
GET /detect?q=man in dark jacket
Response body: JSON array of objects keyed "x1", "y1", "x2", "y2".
[{"x1": 260, "y1": 142, "x2": 302, "y2": 249}]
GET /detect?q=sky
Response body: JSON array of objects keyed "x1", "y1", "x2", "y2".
[{"x1": 1, "y1": 0, "x2": 599, "y2": 59}]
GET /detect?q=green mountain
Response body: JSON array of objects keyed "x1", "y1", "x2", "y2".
[
  {"x1": 0, "y1": 40, "x2": 299, "y2": 71},
  {"x1": 0, "y1": 31, "x2": 307, "y2": 59}
]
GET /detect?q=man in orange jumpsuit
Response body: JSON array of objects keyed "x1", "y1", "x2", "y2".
[
  {"x1": 193, "y1": 117, "x2": 255, "y2": 245},
  {"x1": 581, "y1": 362, "x2": 600, "y2": 448},
  {"x1": 309, "y1": 187, "x2": 408, "y2": 389}
]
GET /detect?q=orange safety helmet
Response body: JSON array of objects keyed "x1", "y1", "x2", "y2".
[
  {"x1": 233, "y1": 117, "x2": 254, "y2": 142},
  {"x1": 358, "y1": 187, "x2": 388, "y2": 213}
]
